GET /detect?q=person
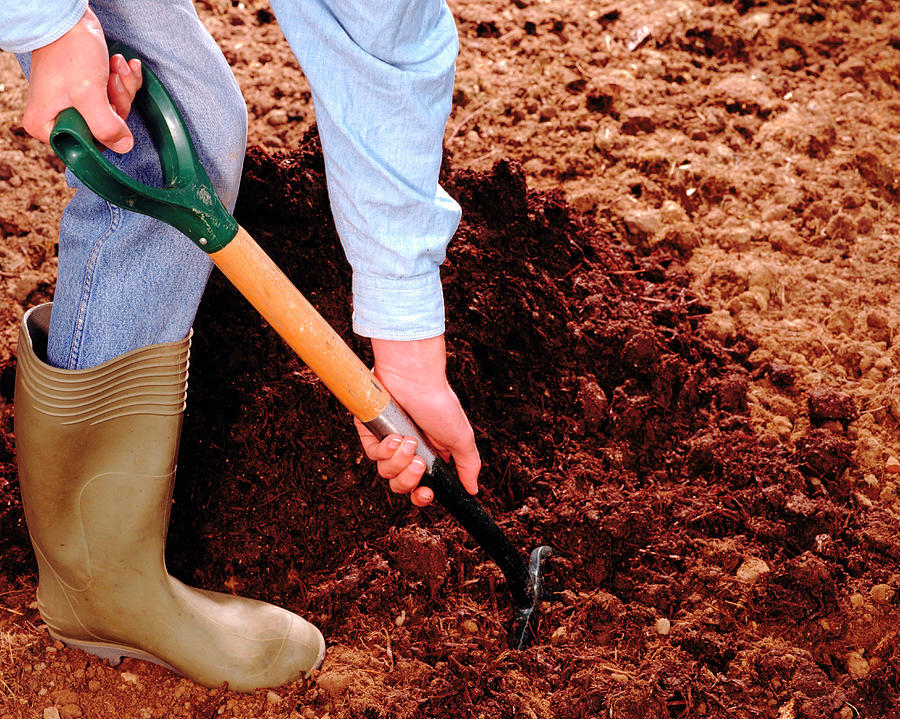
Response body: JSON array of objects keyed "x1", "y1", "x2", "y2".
[{"x1": 1, "y1": 0, "x2": 480, "y2": 692}]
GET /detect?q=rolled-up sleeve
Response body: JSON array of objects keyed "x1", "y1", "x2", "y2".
[
  {"x1": 270, "y1": 0, "x2": 461, "y2": 340},
  {"x1": 0, "y1": 1, "x2": 87, "y2": 54}
]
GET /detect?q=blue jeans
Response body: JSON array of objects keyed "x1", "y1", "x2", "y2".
[{"x1": 16, "y1": 0, "x2": 460, "y2": 369}]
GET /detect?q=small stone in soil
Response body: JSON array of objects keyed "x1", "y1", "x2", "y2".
[
  {"x1": 845, "y1": 651, "x2": 869, "y2": 678},
  {"x1": 736, "y1": 557, "x2": 770, "y2": 584},
  {"x1": 654, "y1": 618, "x2": 671, "y2": 636},
  {"x1": 266, "y1": 109, "x2": 288, "y2": 126},
  {"x1": 622, "y1": 208, "x2": 662, "y2": 237},
  {"x1": 768, "y1": 361, "x2": 797, "y2": 388},
  {"x1": 317, "y1": 671, "x2": 352, "y2": 697},
  {"x1": 461, "y1": 619, "x2": 479, "y2": 634},
  {"x1": 869, "y1": 584, "x2": 895, "y2": 604},
  {"x1": 825, "y1": 308, "x2": 855, "y2": 334},
  {"x1": 807, "y1": 385, "x2": 857, "y2": 423},
  {"x1": 866, "y1": 309, "x2": 889, "y2": 329}
]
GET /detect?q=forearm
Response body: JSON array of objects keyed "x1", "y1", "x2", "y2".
[
  {"x1": 269, "y1": 0, "x2": 461, "y2": 340},
  {"x1": 0, "y1": 0, "x2": 87, "y2": 54}
]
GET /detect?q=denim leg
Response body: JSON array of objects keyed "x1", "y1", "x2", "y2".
[
  {"x1": 269, "y1": 0, "x2": 461, "y2": 341},
  {"x1": 19, "y1": 0, "x2": 247, "y2": 369}
]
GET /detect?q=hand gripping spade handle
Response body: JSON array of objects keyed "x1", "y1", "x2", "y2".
[{"x1": 50, "y1": 43, "x2": 551, "y2": 649}]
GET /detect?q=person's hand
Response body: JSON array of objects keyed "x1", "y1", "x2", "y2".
[
  {"x1": 355, "y1": 335, "x2": 481, "y2": 507},
  {"x1": 23, "y1": 8, "x2": 142, "y2": 152}
]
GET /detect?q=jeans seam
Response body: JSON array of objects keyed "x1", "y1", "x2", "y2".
[{"x1": 66, "y1": 202, "x2": 120, "y2": 370}]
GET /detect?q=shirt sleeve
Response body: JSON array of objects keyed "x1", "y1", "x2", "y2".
[
  {"x1": 269, "y1": 0, "x2": 461, "y2": 341},
  {"x1": 0, "y1": 1, "x2": 88, "y2": 54}
]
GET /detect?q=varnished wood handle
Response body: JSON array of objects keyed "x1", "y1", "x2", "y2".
[{"x1": 210, "y1": 226, "x2": 391, "y2": 422}]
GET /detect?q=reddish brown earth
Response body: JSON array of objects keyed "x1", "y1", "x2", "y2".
[{"x1": 1, "y1": 1, "x2": 900, "y2": 718}]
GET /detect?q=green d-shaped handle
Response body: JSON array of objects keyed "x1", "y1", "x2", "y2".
[{"x1": 49, "y1": 41, "x2": 237, "y2": 253}]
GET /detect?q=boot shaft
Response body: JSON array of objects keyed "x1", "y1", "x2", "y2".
[{"x1": 15, "y1": 304, "x2": 191, "y2": 588}]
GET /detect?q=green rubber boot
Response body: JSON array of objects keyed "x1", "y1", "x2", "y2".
[{"x1": 14, "y1": 304, "x2": 325, "y2": 692}]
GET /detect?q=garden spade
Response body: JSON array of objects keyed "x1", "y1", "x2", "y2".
[{"x1": 50, "y1": 43, "x2": 551, "y2": 649}]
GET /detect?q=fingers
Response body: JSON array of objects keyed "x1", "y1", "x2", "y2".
[
  {"x1": 106, "y1": 55, "x2": 143, "y2": 120},
  {"x1": 410, "y1": 485, "x2": 434, "y2": 507},
  {"x1": 373, "y1": 436, "x2": 427, "y2": 492},
  {"x1": 354, "y1": 419, "x2": 431, "y2": 503},
  {"x1": 451, "y1": 432, "x2": 481, "y2": 496},
  {"x1": 65, "y1": 54, "x2": 135, "y2": 152},
  {"x1": 127, "y1": 58, "x2": 143, "y2": 91},
  {"x1": 355, "y1": 420, "x2": 399, "y2": 461},
  {"x1": 107, "y1": 55, "x2": 142, "y2": 119}
]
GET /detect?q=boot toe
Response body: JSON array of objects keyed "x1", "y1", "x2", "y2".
[
  {"x1": 230, "y1": 612, "x2": 325, "y2": 692},
  {"x1": 282, "y1": 614, "x2": 326, "y2": 678}
]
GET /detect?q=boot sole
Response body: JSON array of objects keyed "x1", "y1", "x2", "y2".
[
  {"x1": 50, "y1": 632, "x2": 180, "y2": 672},
  {"x1": 52, "y1": 631, "x2": 327, "y2": 679}
]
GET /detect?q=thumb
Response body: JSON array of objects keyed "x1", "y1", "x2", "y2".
[
  {"x1": 451, "y1": 443, "x2": 481, "y2": 495},
  {"x1": 75, "y1": 95, "x2": 134, "y2": 153}
]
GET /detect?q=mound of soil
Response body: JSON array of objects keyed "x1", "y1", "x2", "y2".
[
  {"x1": 4, "y1": 135, "x2": 895, "y2": 718},
  {"x1": 184, "y1": 136, "x2": 899, "y2": 719}
]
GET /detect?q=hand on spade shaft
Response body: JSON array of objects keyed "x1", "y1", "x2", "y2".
[{"x1": 355, "y1": 335, "x2": 481, "y2": 507}]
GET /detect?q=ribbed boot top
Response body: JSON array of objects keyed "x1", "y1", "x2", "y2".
[{"x1": 17, "y1": 305, "x2": 190, "y2": 425}]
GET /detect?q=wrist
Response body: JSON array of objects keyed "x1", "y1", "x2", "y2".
[{"x1": 370, "y1": 335, "x2": 447, "y2": 386}]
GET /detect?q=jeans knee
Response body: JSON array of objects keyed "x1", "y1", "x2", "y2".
[{"x1": 186, "y1": 67, "x2": 248, "y2": 211}]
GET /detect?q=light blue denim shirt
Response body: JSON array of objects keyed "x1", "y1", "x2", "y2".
[
  {"x1": 0, "y1": 1, "x2": 87, "y2": 53},
  {"x1": 1, "y1": 0, "x2": 461, "y2": 342}
]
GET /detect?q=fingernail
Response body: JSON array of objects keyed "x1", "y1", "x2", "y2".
[
  {"x1": 411, "y1": 457, "x2": 426, "y2": 473},
  {"x1": 130, "y1": 59, "x2": 142, "y2": 78},
  {"x1": 111, "y1": 138, "x2": 132, "y2": 154},
  {"x1": 114, "y1": 74, "x2": 126, "y2": 94},
  {"x1": 402, "y1": 439, "x2": 417, "y2": 456},
  {"x1": 387, "y1": 437, "x2": 402, "y2": 451}
]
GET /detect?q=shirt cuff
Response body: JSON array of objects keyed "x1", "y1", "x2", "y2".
[
  {"x1": 0, "y1": 0, "x2": 87, "y2": 54},
  {"x1": 352, "y1": 270, "x2": 445, "y2": 340}
]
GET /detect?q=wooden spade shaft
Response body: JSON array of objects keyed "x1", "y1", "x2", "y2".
[{"x1": 211, "y1": 226, "x2": 391, "y2": 422}]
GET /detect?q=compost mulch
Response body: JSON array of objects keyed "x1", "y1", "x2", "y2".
[{"x1": 0, "y1": 136, "x2": 897, "y2": 718}]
